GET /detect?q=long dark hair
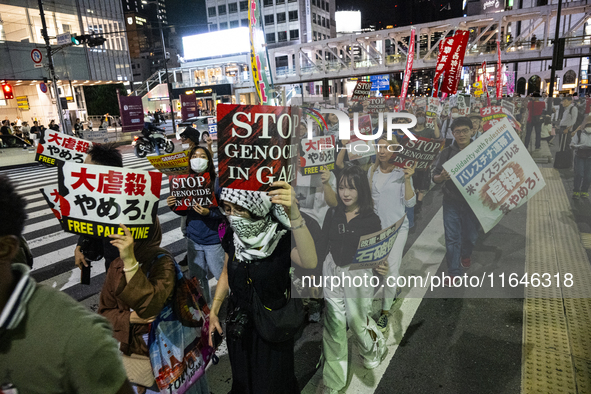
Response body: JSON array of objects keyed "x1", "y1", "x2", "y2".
[
  {"x1": 337, "y1": 163, "x2": 374, "y2": 216},
  {"x1": 188, "y1": 146, "x2": 216, "y2": 181}
]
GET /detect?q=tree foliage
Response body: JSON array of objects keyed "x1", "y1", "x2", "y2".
[{"x1": 83, "y1": 84, "x2": 128, "y2": 116}]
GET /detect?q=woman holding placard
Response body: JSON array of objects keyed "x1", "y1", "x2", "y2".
[
  {"x1": 167, "y1": 145, "x2": 223, "y2": 305},
  {"x1": 368, "y1": 135, "x2": 416, "y2": 333}
]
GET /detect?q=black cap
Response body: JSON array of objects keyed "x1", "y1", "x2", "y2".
[{"x1": 179, "y1": 126, "x2": 200, "y2": 143}]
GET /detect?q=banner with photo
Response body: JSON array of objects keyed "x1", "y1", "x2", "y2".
[
  {"x1": 389, "y1": 136, "x2": 444, "y2": 171},
  {"x1": 35, "y1": 129, "x2": 90, "y2": 167},
  {"x1": 443, "y1": 118, "x2": 545, "y2": 233},
  {"x1": 147, "y1": 150, "x2": 191, "y2": 176},
  {"x1": 169, "y1": 173, "x2": 218, "y2": 211},
  {"x1": 53, "y1": 162, "x2": 163, "y2": 239},
  {"x1": 217, "y1": 104, "x2": 298, "y2": 191},
  {"x1": 300, "y1": 135, "x2": 336, "y2": 175},
  {"x1": 350, "y1": 216, "x2": 405, "y2": 270}
]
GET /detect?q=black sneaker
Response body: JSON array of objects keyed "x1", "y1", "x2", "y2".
[{"x1": 178, "y1": 255, "x2": 188, "y2": 267}]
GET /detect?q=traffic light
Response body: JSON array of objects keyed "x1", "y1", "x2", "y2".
[
  {"x1": 71, "y1": 34, "x2": 106, "y2": 47},
  {"x1": 2, "y1": 83, "x2": 14, "y2": 100}
]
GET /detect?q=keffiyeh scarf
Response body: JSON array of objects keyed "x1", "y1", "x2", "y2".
[{"x1": 220, "y1": 188, "x2": 291, "y2": 262}]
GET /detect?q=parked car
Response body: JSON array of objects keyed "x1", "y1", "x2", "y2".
[{"x1": 176, "y1": 116, "x2": 216, "y2": 141}]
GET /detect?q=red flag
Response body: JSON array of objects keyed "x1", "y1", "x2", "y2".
[
  {"x1": 400, "y1": 29, "x2": 415, "y2": 110},
  {"x1": 433, "y1": 30, "x2": 470, "y2": 96},
  {"x1": 496, "y1": 41, "x2": 502, "y2": 98},
  {"x1": 482, "y1": 60, "x2": 491, "y2": 106}
]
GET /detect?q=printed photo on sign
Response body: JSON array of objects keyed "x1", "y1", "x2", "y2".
[
  {"x1": 300, "y1": 135, "x2": 336, "y2": 176},
  {"x1": 443, "y1": 118, "x2": 545, "y2": 233},
  {"x1": 169, "y1": 173, "x2": 218, "y2": 211},
  {"x1": 389, "y1": 136, "x2": 444, "y2": 171},
  {"x1": 35, "y1": 129, "x2": 90, "y2": 167},
  {"x1": 350, "y1": 216, "x2": 405, "y2": 270},
  {"x1": 217, "y1": 104, "x2": 299, "y2": 191},
  {"x1": 147, "y1": 150, "x2": 191, "y2": 176},
  {"x1": 55, "y1": 162, "x2": 163, "y2": 239}
]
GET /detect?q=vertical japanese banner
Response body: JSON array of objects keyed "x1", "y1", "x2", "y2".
[
  {"x1": 432, "y1": 40, "x2": 449, "y2": 97},
  {"x1": 249, "y1": 0, "x2": 274, "y2": 105},
  {"x1": 400, "y1": 28, "x2": 415, "y2": 110},
  {"x1": 180, "y1": 94, "x2": 197, "y2": 121},
  {"x1": 442, "y1": 118, "x2": 545, "y2": 233},
  {"x1": 482, "y1": 60, "x2": 491, "y2": 106},
  {"x1": 118, "y1": 95, "x2": 144, "y2": 132},
  {"x1": 54, "y1": 163, "x2": 163, "y2": 239},
  {"x1": 496, "y1": 41, "x2": 502, "y2": 98},
  {"x1": 35, "y1": 130, "x2": 91, "y2": 167},
  {"x1": 440, "y1": 30, "x2": 469, "y2": 95},
  {"x1": 217, "y1": 104, "x2": 298, "y2": 191}
]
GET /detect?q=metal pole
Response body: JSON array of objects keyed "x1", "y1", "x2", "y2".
[
  {"x1": 159, "y1": 17, "x2": 176, "y2": 134},
  {"x1": 38, "y1": 0, "x2": 66, "y2": 134},
  {"x1": 549, "y1": 0, "x2": 563, "y2": 98}
]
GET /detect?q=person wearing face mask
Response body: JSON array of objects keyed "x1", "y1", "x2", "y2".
[
  {"x1": 166, "y1": 145, "x2": 223, "y2": 305},
  {"x1": 179, "y1": 126, "x2": 201, "y2": 150},
  {"x1": 570, "y1": 115, "x2": 591, "y2": 199}
]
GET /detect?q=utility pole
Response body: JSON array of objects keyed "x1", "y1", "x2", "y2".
[
  {"x1": 158, "y1": 17, "x2": 176, "y2": 134},
  {"x1": 38, "y1": 0, "x2": 67, "y2": 134},
  {"x1": 549, "y1": 0, "x2": 563, "y2": 98}
]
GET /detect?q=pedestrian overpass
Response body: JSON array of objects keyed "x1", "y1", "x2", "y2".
[{"x1": 269, "y1": 1, "x2": 591, "y2": 85}]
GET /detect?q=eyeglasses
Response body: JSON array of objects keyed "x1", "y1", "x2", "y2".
[
  {"x1": 452, "y1": 128, "x2": 472, "y2": 135},
  {"x1": 219, "y1": 204, "x2": 250, "y2": 217}
]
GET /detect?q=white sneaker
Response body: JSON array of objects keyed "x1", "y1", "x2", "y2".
[{"x1": 363, "y1": 324, "x2": 388, "y2": 369}]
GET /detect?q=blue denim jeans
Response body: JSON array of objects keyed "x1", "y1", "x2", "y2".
[
  {"x1": 442, "y1": 197, "x2": 480, "y2": 276},
  {"x1": 187, "y1": 238, "x2": 225, "y2": 305},
  {"x1": 574, "y1": 155, "x2": 591, "y2": 193}
]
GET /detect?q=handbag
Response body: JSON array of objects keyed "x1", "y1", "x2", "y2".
[
  {"x1": 121, "y1": 353, "x2": 155, "y2": 388},
  {"x1": 248, "y1": 262, "x2": 305, "y2": 343},
  {"x1": 172, "y1": 265, "x2": 209, "y2": 327}
]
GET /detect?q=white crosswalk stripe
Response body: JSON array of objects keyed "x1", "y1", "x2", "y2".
[{"x1": 3, "y1": 153, "x2": 187, "y2": 298}]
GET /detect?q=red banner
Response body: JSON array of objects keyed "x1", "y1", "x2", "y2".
[
  {"x1": 400, "y1": 29, "x2": 415, "y2": 110},
  {"x1": 496, "y1": 41, "x2": 502, "y2": 98},
  {"x1": 440, "y1": 30, "x2": 469, "y2": 95},
  {"x1": 482, "y1": 60, "x2": 491, "y2": 106},
  {"x1": 180, "y1": 94, "x2": 198, "y2": 121}
]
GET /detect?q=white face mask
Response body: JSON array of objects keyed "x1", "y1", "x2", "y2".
[
  {"x1": 451, "y1": 113, "x2": 460, "y2": 119},
  {"x1": 190, "y1": 157, "x2": 208, "y2": 173},
  {"x1": 181, "y1": 143, "x2": 190, "y2": 150}
]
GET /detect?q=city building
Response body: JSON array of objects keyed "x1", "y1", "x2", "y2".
[{"x1": 0, "y1": 0, "x2": 132, "y2": 128}]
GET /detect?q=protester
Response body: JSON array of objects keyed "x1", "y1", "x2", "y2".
[
  {"x1": 180, "y1": 126, "x2": 201, "y2": 150},
  {"x1": 468, "y1": 113, "x2": 483, "y2": 140},
  {"x1": 48, "y1": 119, "x2": 59, "y2": 131},
  {"x1": 0, "y1": 120, "x2": 11, "y2": 135},
  {"x1": 0, "y1": 175, "x2": 134, "y2": 394},
  {"x1": 30, "y1": 120, "x2": 43, "y2": 138},
  {"x1": 167, "y1": 145, "x2": 223, "y2": 305},
  {"x1": 74, "y1": 143, "x2": 123, "y2": 272},
  {"x1": 432, "y1": 117, "x2": 480, "y2": 285},
  {"x1": 74, "y1": 118, "x2": 82, "y2": 137},
  {"x1": 410, "y1": 108, "x2": 439, "y2": 212},
  {"x1": 558, "y1": 96, "x2": 578, "y2": 148},
  {"x1": 368, "y1": 136, "x2": 416, "y2": 331},
  {"x1": 208, "y1": 181, "x2": 317, "y2": 394},
  {"x1": 524, "y1": 93, "x2": 546, "y2": 151},
  {"x1": 20, "y1": 121, "x2": 31, "y2": 140},
  {"x1": 570, "y1": 119, "x2": 591, "y2": 199},
  {"x1": 317, "y1": 164, "x2": 387, "y2": 393},
  {"x1": 540, "y1": 115, "x2": 554, "y2": 146}
]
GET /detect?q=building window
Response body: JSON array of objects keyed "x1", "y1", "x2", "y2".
[
  {"x1": 312, "y1": 0, "x2": 316, "y2": 5},
  {"x1": 322, "y1": 0, "x2": 325, "y2": 10},
  {"x1": 240, "y1": 1, "x2": 248, "y2": 11},
  {"x1": 264, "y1": 14, "x2": 274, "y2": 25},
  {"x1": 230, "y1": 20, "x2": 239, "y2": 28},
  {"x1": 241, "y1": 18, "x2": 249, "y2": 26},
  {"x1": 278, "y1": 31, "x2": 287, "y2": 42},
  {"x1": 229, "y1": 3, "x2": 238, "y2": 13},
  {"x1": 266, "y1": 32, "x2": 276, "y2": 43},
  {"x1": 326, "y1": 3, "x2": 329, "y2": 11},
  {"x1": 218, "y1": 5, "x2": 226, "y2": 15},
  {"x1": 276, "y1": 0, "x2": 285, "y2": 4},
  {"x1": 312, "y1": 13, "x2": 316, "y2": 24},
  {"x1": 322, "y1": 17, "x2": 326, "y2": 27},
  {"x1": 313, "y1": 31, "x2": 317, "y2": 40},
  {"x1": 288, "y1": 0, "x2": 296, "y2": 3},
  {"x1": 277, "y1": 12, "x2": 286, "y2": 23},
  {"x1": 290, "y1": 29, "x2": 299, "y2": 40},
  {"x1": 289, "y1": 10, "x2": 298, "y2": 21},
  {"x1": 208, "y1": 6, "x2": 216, "y2": 17},
  {"x1": 263, "y1": 0, "x2": 273, "y2": 6},
  {"x1": 323, "y1": 34, "x2": 326, "y2": 39},
  {"x1": 219, "y1": 22, "x2": 228, "y2": 29},
  {"x1": 210, "y1": 24, "x2": 218, "y2": 31}
]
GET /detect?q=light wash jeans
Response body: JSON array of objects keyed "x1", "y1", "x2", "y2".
[
  {"x1": 187, "y1": 238, "x2": 225, "y2": 305},
  {"x1": 442, "y1": 197, "x2": 480, "y2": 276}
]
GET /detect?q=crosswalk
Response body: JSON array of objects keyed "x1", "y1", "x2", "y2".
[{"x1": 0, "y1": 153, "x2": 186, "y2": 301}]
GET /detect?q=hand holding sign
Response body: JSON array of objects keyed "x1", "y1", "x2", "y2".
[
  {"x1": 375, "y1": 260, "x2": 389, "y2": 276},
  {"x1": 193, "y1": 202, "x2": 210, "y2": 216},
  {"x1": 108, "y1": 223, "x2": 136, "y2": 268},
  {"x1": 403, "y1": 162, "x2": 417, "y2": 180},
  {"x1": 268, "y1": 181, "x2": 296, "y2": 218}
]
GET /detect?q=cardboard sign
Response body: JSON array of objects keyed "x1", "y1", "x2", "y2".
[
  {"x1": 169, "y1": 173, "x2": 217, "y2": 211},
  {"x1": 35, "y1": 129, "x2": 90, "y2": 167},
  {"x1": 217, "y1": 104, "x2": 298, "y2": 191},
  {"x1": 350, "y1": 216, "x2": 405, "y2": 270},
  {"x1": 351, "y1": 81, "x2": 372, "y2": 99},
  {"x1": 348, "y1": 114, "x2": 376, "y2": 161},
  {"x1": 147, "y1": 150, "x2": 191, "y2": 177},
  {"x1": 53, "y1": 163, "x2": 163, "y2": 239},
  {"x1": 300, "y1": 135, "x2": 336, "y2": 175},
  {"x1": 443, "y1": 118, "x2": 545, "y2": 233},
  {"x1": 389, "y1": 136, "x2": 444, "y2": 171}
]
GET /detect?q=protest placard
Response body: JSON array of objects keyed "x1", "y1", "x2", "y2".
[
  {"x1": 443, "y1": 118, "x2": 545, "y2": 233},
  {"x1": 389, "y1": 136, "x2": 444, "y2": 170},
  {"x1": 207, "y1": 117, "x2": 217, "y2": 140},
  {"x1": 35, "y1": 129, "x2": 90, "y2": 167},
  {"x1": 53, "y1": 162, "x2": 163, "y2": 239},
  {"x1": 480, "y1": 105, "x2": 521, "y2": 133},
  {"x1": 350, "y1": 216, "x2": 405, "y2": 270},
  {"x1": 217, "y1": 104, "x2": 299, "y2": 191},
  {"x1": 365, "y1": 97, "x2": 386, "y2": 114},
  {"x1": 501, "y1": 99, "x2": 515, "y2": 115},
  {"x1": 351, "y1": 81, "x2": 372, "y2": 99},
  {"x1": 348, "y1": 114, "x2": 376, "y2": 161},
  {"x1": 39, "y1": 187, "x2": 62, "y2": 221},
  {"x1": 147, "y1": 150, "x2": 191, "y2": 176},
  {"x1": 168, "y1": 173, "x2": 218, "y2": 211},
  {"x1": 457, "y1": 94, "x2": 471, "y2": 116},
  {"x1": 426, "y1": 97, "x2": 441, "y2": 130},
  {"x1": 300, "y1": 135, "x2": 335, "y2": 176}
]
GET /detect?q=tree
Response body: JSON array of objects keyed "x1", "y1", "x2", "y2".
[{"x1": 83, "y1": 84, "x2": 128, "y2": 116}]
